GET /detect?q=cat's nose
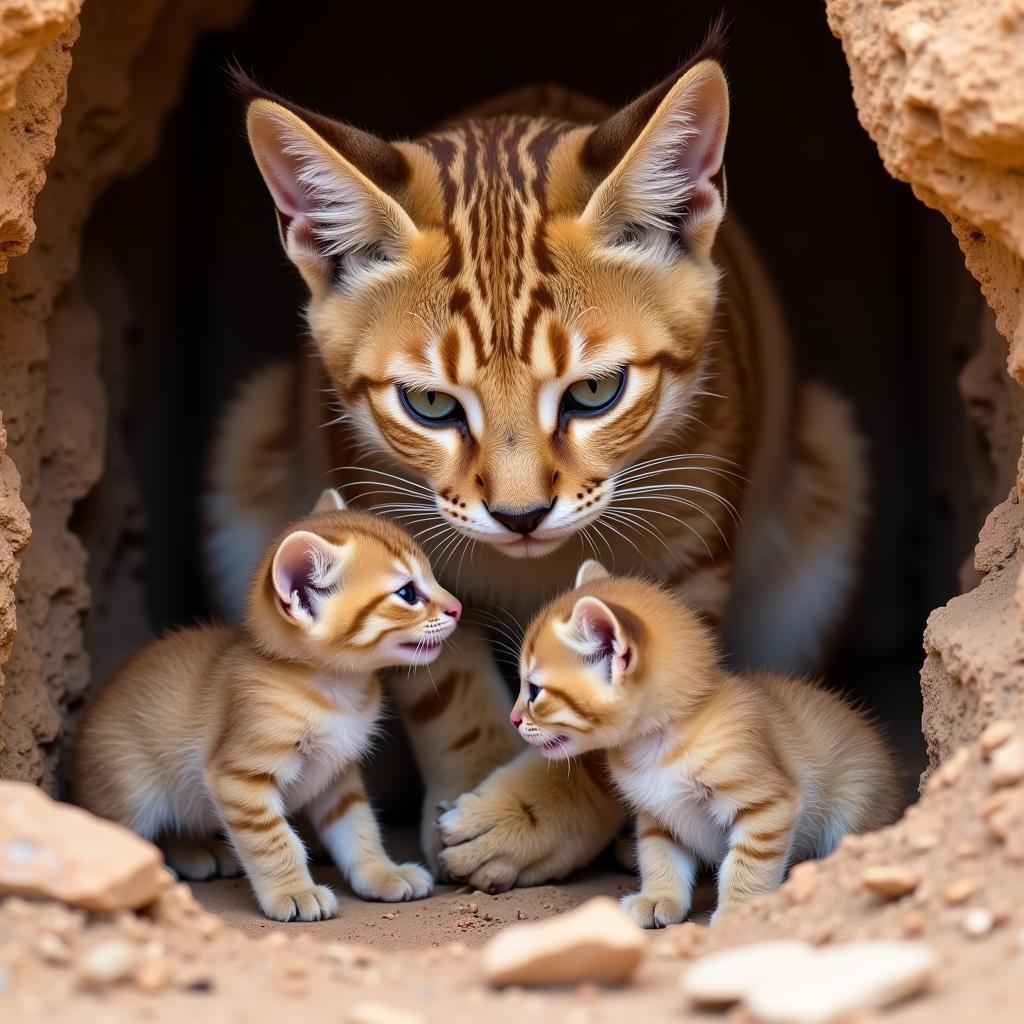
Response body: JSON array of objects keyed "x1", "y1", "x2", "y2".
[
  {"x1": 443, "y1": 599, "x2": 462, "y2": 622},
  {"x1": 510, "y1": 710, "x2": 523, "y2": 729},
  {"x1": 486, "y1": 501, "x2": 553, "y2": 536}
]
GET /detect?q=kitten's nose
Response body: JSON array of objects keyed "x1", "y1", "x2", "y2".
[
  {"x1": 487, "y1": 501, "x2": 553, "y2": 536},
  {"x1": 443, "y1": 599, "x2": 462, "y2": 622},
  {"x1": 510, "y1": 710, "x2": 523, "y2": 729}
]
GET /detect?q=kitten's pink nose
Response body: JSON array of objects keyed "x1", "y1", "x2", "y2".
[
  {"x1": 443, "y1": 599, "x2": 462, "y2": 622},
  {"x1": 510, "y1": 710, "x2": 523, "y2": 729}
]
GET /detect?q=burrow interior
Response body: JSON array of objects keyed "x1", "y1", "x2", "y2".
[{"x1": 65, "y1": 0, "x2": 992, "y2": 941}]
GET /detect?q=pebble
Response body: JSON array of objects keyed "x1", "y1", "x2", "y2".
[
  {"x1": 990, "y1": 738, "x2": 1024, "y2": 787},
  {"x1": 963, "y1": 908, "x2": 995, "y2": 938},
  {"x1": 348, "y1": 1001, "x2": 426, "y2": 1024},
  {"x1": 744, "y1": 941, "x2": 936, "y2": 1024},
  {"x1": 78, "y1": 940, "x2": 138, "y2": 986},
  {"x1": 482, "y1": 896, "x2": 644, "y2": 988},
  {"x1": 909, "y1": 833, "x2": 939, "y2": 852},
  {"x1": 36, "y1": 932, "x2": 71, "y2": 965},
  {"x1": 134, "y1": 957, "x2": 171, "y2": 993},
  {"x1": 979, "y1": 720, "x2": 1015, "y2": 753},
  {"x1": 943, "y1": 878, "x2": 980, "y2": 905},
  {"x1": 862, "y1": 866, "x2": 919, "y2": 900},
  {"x1": 786, "y1": 862, "x2": 818, "y2": 905},
  {"x1": 931, "y1": 747, "x2": 970, "y2": 789},
  {"x1": 681, "y1": 941, "x2": 815, "y2": 1006},
  {"x1": 901, "y1": 912, "x2": 925, "y2": 938}
]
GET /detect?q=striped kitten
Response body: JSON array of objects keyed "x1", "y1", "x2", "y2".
[
  {"x1": 74, "y1": 489, "x2": 460, "y2": 922},
  {"x1": 506, "y1": 560, "x2": 900, "y2": 926}
]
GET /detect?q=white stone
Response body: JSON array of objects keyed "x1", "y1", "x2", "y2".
[
  {"x1": 681, "y1": 941, "x2": 815, "y2": 1006},
  {"x1": 482, "y1": 896, "x2": 645, "y2": 988},
  {"x1": 78, "y1": 940, "x2": 138, "y2": 986},
  {"x1": 990, "y1": 738, "x2": 1024, "y2": 787},
  {"x1": 745, "y1": 941, "x2": 936, "y2": 1024}
]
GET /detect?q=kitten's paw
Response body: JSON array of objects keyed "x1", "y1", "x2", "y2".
[
  {"x1": 351, "y1": 861, "x2": 434, "y2": 903},
  {"x1": 259, "y1": 883, "x2": 338, "y2": 923},
  {"x1": 621, "y1": 892, "x2": 688, "y2": 929},
  {"x1": 162, "y1": 838, "x2": 241, "y2": 881}
]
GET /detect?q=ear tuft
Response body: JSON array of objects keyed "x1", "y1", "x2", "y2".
[
  {"x1": 313, "y1": 488, "x2": 347, "y2": 513},
  {"x1": 271, "y1": 530, "x2": 348, "y2": 627},
  {"x1": 575, "y1": 560, "x2": 611, "y2": 588}
]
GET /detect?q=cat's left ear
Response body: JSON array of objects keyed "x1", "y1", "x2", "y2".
[
  {"x1": 581, "y1": 44, "x2": 728, "y2": 258},
  {"x1": 271, "y1": 530, "x2": 350, "y2": 629},
  {"x1": 313, "y1": 488, "x2": 347, "y2": 513},
  {"x1": 567, "y1": 596, "x2": 640, "y2": 679}
]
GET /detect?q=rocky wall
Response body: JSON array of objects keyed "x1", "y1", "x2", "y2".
[{"x1": 0, "y1": 0, "x2": 249, "y2": 788}]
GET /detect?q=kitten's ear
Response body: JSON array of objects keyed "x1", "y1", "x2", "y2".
[
  {"x1": 566, "y1": 596, "x2": 639, "y2": 678},
  {"x1": 575, "y1": 560, "x2": 610, "y2": 587},
  {"x1": 271, "y1": 530, "x2": 350, "y2": 628},
  {"x1": 241, "y1": 81, "x2": 417, "y2": 294},
  {"x1": 581, "y1": 41, "x2": 728, "y2": 258},
  {"x1": 313, "y1": 488, "x2": 347, "y2": 513}
]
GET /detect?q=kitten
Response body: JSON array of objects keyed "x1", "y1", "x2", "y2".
[
  {"x1": 74, "y1": 489, "x2": 461, "y2": 922},
  {"x1": 512, "y1": 560, "x2": 901, "y2": 927}
]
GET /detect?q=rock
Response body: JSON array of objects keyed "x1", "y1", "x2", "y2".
[
  {"x1": 963, "y1": 909, "x2": 995, "y2": 938},
  {"x1": 942, "y1": 878, "x2": 980, "y2": 905},
  {"x1": 348, "y1": 1002, "x2": 426, "y2": 1024},
  {"x1": 744, "y1": 941, "x2": 936, "y2": 1024},
  {"x1": 482, "y1": 897, "x2": 645, "y2": 988},
  {"x1": 134, "y1": 957, "x2": 171, "y2": 993},
  {"x1": 862, "y1": 866, "x2": 920, "y2": 899},
  {"x1": 35, "y1": 932, "x2": 71, "y2": 965},
  {"x1": 786, "y1": 862, "x2": 818, "y2": 904},
  {"x1": 980, "y1": 720, "x2": 1016, "y2": 753},
  {"x1": 0, "y1": 782, "x2": 170, "y2": 912},
  {"x1": 78, "y1": 940, "x2": 138, "y2": 987},
  {"x1": 990, "y1": 738, "x2": 1024, "y2": 787},
  {"x1": 681, "y1": 941, "x2": 815, "y2": 1007}
]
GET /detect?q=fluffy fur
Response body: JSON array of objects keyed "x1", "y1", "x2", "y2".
[
  {"x1": 205, "y1": 32, "x2": 867, "y2": 889},
  {"x1": 75, "y1": 490, "x2": 460, "y2": 921},
  {"x1": 507, "y1": 560, "x2": 901, "y2": 926}
]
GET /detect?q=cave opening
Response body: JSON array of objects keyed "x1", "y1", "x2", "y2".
[{"x1": 61, "y1": 0, "x2": 991, "y2": 931}]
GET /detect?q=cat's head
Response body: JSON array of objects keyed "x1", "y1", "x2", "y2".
[
  {"x1": 248, "y1": 489, "x2": 461, "y2": 671},
  {"x1": 512, "y1": 559, "x2": 715, "y2": 758},
  {"x1": 240, "y1": 31, "x2": 728, "y2": 560}
]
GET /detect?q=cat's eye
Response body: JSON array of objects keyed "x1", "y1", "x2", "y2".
[
  {"x1": 395, "y1": 583, "x2": 419, "y2": 605},
  {"x1": 399, "y1": 386, "x2": 466, "y2": 427},
  {"x1": 527, "y1": 682, "x2": 541, "y2": 703},
  {"x1": 561, "y1": 369, "x2": 627, "y2": 418}
]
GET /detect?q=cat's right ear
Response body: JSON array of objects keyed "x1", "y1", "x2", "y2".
[
  {"x1": 575, "y1": 560, "x2": 610, "y2": 587},
  {"x1": 242, "y1": 89, "x2": 417, "y2": 295},
  {"x1": 271, "y1": 530, "x2": 350, "y2": 629},
  {"x1": 313, "y1": 488, "x2": 347, "y2": 513},
  {"x1": 565, "y1": 596, "x2": 640, "y2": 679}
]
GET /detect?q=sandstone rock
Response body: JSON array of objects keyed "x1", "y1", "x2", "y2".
[
  {"x1": 980, "y1": 720, "x2": 1016, "y2": 753},
  {"x1": 990, "y1": 738, "x2": 1024, "y2": 787},
  {"x1": 862, "y1": 866, "x2": 920, "y2": 899},
  {"x1": 943, "y1": 878, "x2": 980, "y2": 905},
  {"x1": 78, "y1": 940, "x2": 137, "y2": 987},
  {"x1": 0, "y1": 781, "x2": 169, "y2": 911},
  {"x1": 482, "y1": 897, "x2": 644, "y2": 988},
  {"x1": 681, "y1": 941, "x2": 815, "y2": 1007},
  {"x1": 348, "y1": 1002, "x2": 425, "y2": 1024},
  {"x1": 744, "y1": 942, "x2": 937, "y2": 1024}
]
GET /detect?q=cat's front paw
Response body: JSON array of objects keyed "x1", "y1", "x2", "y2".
[
  {"x1": 258, "y1": 883, "x2": 338, "y2": 922},
  {"x1": 621, "y1": 891, "x2": 688, "y2": 929},
  {"x1": 351, "y1": 861, "x2": 434, "y2": 902}
]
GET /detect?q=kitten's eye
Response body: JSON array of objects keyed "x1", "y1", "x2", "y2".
[
  {"x1": 395, "y1": 583, "x2": 419, "y2": 605},
  {"x1": 527, "y1": 682, "x2": 541, "y2": 703},
  {"x1": 561, "y1": 369, "x2": 627, "y2": 417},
  {"x1": 400, "y1": 386, "x2": 465, "y2": 426}
]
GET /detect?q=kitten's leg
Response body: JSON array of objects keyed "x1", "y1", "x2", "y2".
[
  {"x1": 438, "y1": 749, "x2": 624, "y2": 893},
  {"x1": 388, "y1": 622, "x2": 520, "y2": 875},
  {"x1": 713, "y1": 792, "x2": 800, "y2": 921},
  {"x1": 308, "y1": 764, "x2": 433, "y2": 902},
  {"x1": 208, "y1": 765, "x2": 337, "y2": 922},
  {"x1": 620, "y1": 816, "x2": 697, "y2": 929},
  {"x1": 160, "y1": 837, "x2": 241, "y2": 881}
]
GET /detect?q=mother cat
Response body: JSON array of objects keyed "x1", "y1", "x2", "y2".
[{"x1": 206, "y1": 31, "x2": 866, "y2": 892}]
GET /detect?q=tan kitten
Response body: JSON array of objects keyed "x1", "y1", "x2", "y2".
[
  {"x1": 74, "y1": 489, "x2": 461, "y2": 922},
  {"x1": 511, "y1": 560, "x2": 901, "y2": 927}
]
